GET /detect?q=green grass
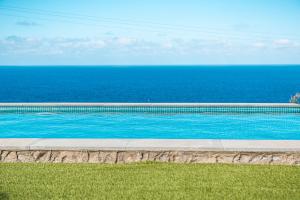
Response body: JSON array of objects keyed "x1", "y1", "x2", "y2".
[{"x1": 0, "y1": 163, "x2": 299, "y2": 200}]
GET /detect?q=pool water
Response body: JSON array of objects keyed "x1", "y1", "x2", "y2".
[{"x1": 1, "y1": 112, "x2": 300, "y2": 139}]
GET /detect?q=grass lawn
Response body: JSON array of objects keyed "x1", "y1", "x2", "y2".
[{"x1": 0, "y1": 163, "x2": 299, "y2": 200}]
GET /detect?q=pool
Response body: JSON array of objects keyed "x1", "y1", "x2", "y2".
[{"x1": 0, "y1": 103, "x2": 300, "y2": 140}]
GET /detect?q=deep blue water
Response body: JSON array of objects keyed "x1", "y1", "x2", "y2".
[{"x1": 0, "y1": 66, "x2": 299, "y2": 103}]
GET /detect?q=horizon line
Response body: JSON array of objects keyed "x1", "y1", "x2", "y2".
[{"x1": 1, "y1": 64, "x2": 300, "y2": 67}]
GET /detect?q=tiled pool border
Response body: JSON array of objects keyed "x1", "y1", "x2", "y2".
[
  {"x1": 1, "y1": 139, "x2": 300, "y2": 165},
  {"x1": 0, "y1": 103, "x2": 299, "y2": 113}
]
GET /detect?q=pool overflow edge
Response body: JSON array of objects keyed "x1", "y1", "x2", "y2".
[{"x1": 0, "y1": 103, "x2": 299, "y2": 113}]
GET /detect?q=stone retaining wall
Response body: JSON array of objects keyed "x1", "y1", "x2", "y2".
[{"x1": 1, "y1": 150, "x2": 300, "y2": 165}]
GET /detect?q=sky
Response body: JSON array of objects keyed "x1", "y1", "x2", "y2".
[{"x1": 0, "y1": 0, "x2": 300, "y2": 65}]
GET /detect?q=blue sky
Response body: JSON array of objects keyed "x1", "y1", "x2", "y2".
[{"x1": 0, "y1": 0, "x2": 300, "y2": 65}]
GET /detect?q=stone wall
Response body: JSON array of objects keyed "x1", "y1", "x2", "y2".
[{"x1": 0, "y1": 150, "x2": 300, "y2": 165}]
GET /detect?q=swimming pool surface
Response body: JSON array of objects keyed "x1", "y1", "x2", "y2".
[{"x1": 1, "y1": 112, "x2": 300, "y2": 140}]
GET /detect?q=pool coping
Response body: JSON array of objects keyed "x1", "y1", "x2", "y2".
[{"x1": 1, "y1": 139, "x2": 300, "y2": 152}]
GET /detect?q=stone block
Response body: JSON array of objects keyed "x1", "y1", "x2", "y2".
[
  {"x1": 98, "y1": 151, "x2": 117, "y2": 164},
  {"x1": 17, "y1": 151, "x2": 35, "y2": 162},
  {"x1": 32, "y1": 151, "x2": 52, "y2": 162},
  {"x1": 117, "y1": 151, "x2": 143, "y2": 163},
  {"x1": 173, "y1": 152, "x2": 193, "y2": 163},
  {"x1": 215, "y1": 153, "x2": 236, "y2": 163},
  {"x1": 191, "y1": 152, "x2": 216, "y2": 163},
  {"x1": 88, "y1": 151, "x2": 100, "y2": 163},
  {"x1": 2, "y1": 151, "x2": 18, "y2": 162},
  {"x1": 52, "y1": 151, "x2": 89, "y2": 163}
]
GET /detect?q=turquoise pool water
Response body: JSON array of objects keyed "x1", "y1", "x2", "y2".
[{"x1": 1, "y1": 111, "x2": 300, "y2": 139}]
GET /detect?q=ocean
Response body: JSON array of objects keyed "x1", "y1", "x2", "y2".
[{"x1": 0, "y1": 65, "x2": 299, "y2": 103}]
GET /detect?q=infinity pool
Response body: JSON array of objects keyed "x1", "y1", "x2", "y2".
[{"x1": 1, "y1": 111, "x2": 300, "y2": 139}]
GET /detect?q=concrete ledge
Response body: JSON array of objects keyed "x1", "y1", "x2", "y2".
[
  {"x1": 1, "y1": 139, "x2": 300, "y2": 152},
  {"x1": 1, "y1": 139, "x2": 300, "y2": 165}
]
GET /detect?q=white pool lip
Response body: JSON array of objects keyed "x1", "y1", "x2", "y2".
[{"x1": 1, "y1": 139, "x2": 300, "y2": 152}]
